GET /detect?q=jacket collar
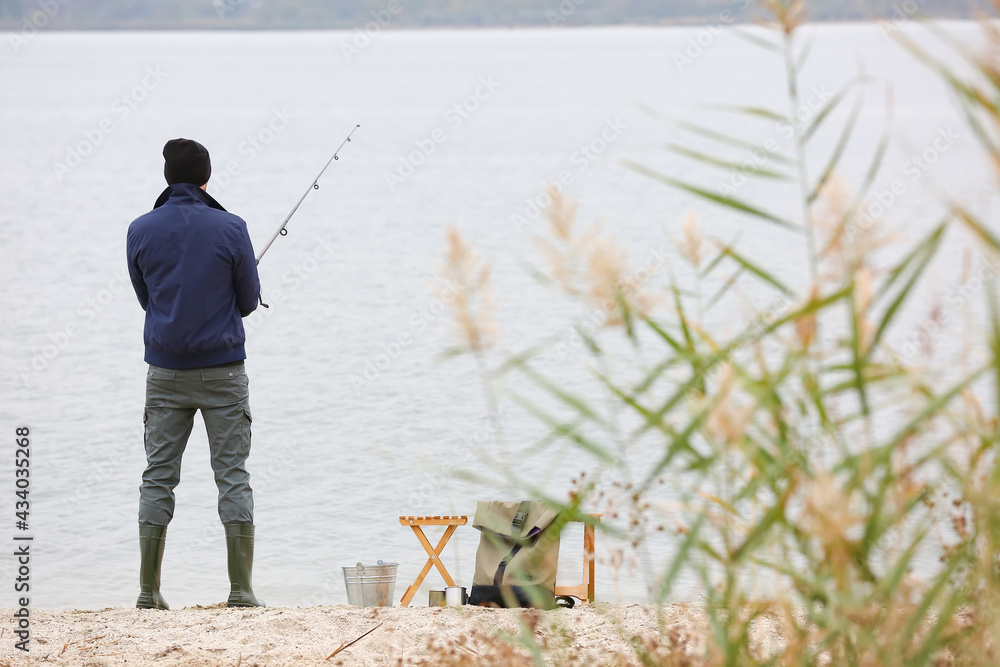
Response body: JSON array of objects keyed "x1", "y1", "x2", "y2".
[{"x1": 153, "y1": 183, "x2": 228, "y2": 212}]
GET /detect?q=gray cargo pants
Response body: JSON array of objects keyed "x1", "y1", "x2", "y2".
[{"x1": 139, "y1": 362, "x2": 254, "y2": 526}]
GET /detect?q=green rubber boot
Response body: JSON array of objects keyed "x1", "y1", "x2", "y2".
[
  {"x1": 136, "y1": 525, "x2": 169, "y2": 610},
  {"x1": 225, "y1": 524, "x2": 265, "y2": 607}
]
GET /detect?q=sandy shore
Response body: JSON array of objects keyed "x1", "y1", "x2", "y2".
[{"x1": 0, "y1": 603, "x2": 786, "y2": 666}]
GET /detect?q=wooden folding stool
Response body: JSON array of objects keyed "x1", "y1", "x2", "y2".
[{"x1": 398, "y1": 515, "x2": 468, "y2": 607}]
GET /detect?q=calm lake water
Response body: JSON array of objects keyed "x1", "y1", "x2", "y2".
[{"x1": 0, "y1": 22, "x2": 989, "y2": 609}]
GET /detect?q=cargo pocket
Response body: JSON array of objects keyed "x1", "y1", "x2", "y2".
[
  {"x1": 241, "y1": 406, "x2": 253, "y2": 457},
  {"x1": 148, "y1": 368, "x2": 176, "y2": 381},
  {"x1": 202, "y1": 367, "x2": 238, "y2": 381},
  {"x1": 142, "y1": 408, "x2": 151, "y2": 456}
]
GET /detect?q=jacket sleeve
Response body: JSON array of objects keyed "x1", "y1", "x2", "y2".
[
  {"x1": 126, "y1": 227, "x2": 149, "y2": 311},
  {"x1": 233, "y1": 220, "x2": 261, "y2": 318}
]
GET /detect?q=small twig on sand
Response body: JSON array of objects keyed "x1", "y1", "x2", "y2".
[
  {"x1": 237, "y1": 653, "x2": 242, "y2": 666},
  {"x1": 325, "y1": 623, "x2": 384, "y2": 660},
  {"x1": 58, "y1": 634, "x2": 108, "y2": 657}
]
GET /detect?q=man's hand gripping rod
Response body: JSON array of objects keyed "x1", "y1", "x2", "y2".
[{"x1": 255, "y1": 124, "x2": 360, "y2": 308}]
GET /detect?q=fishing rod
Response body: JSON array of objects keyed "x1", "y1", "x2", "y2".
[{"x1": 255, "y1": 124, "x2": 360, "y2": 308}]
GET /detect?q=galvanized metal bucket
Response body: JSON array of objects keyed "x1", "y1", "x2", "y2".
[{"x1": 343, "y1": 560, "x2": 399, "y2": 607}]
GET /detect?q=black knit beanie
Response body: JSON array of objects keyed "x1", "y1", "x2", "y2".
[{"x1": 163, "y1": 138, "x2": 212, "y2": 186}]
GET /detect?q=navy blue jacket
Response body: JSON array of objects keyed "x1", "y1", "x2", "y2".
[{"x1": 126, "y1": 183, "x2": 260, "y2": 370}]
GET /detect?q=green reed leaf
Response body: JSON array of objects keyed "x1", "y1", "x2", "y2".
[
  {"x1": 613, "y1": 284, "x2": 636, "y2": 341},
  {"x1": 895, "y1": 30, "x2": 998, "y2": 116},
  {"x1": 645, "y1": 319, "x2": 685, "y2": 356},
  {"x1": 802, "y1": 76, "x2": 868, "y2": 144},
  {"x1": 763, "y1": 285, "x2": 852, "y2": 336},
  {"x1": 593, "y1": 368, "x2": 671, "y2": 437},
  {"x1": 956, "y1": 207, "x2": 1000, "y2": 252},
  {"x1": 877, "y1": 527, "x2": 928, "y2": 602},
  {"x1": 655, "y1": 513, "x2": 705, "y2": 603},
  {"x1": 730, "y1": 484, "x2": 792, "y2": 561},
  {"x1": 716, "y1": 244, "x2": 796, "y2": 296},
  {"x1": 671, "y1": 119, "x2": 797, "y2": 166},
  {"x1": 701, "y1": 232, "x2": 742, "y2": 278},
  {"x1": 670, "y1": 286, "x2": 696, "y2": 351},
  {"x1": 631, "y1": 355, "x2": 683, "y2": 397},
  {"x1": 808, "y1": 88, "x2": 865, "y2": 203},
  {"x1": 519, "y1": 365, "x2": 608, "y2": 426},
  {"x1": 704, "y1": 268, "x2": 746, "y2": 312},
  {"x1": 672, "y1": 285, "x2": 708, "y2": 394},
  {"x1": 796, "y1": 35, "x2": 815, "y2": 70},
  {"x1": 903, "y1": 553, "x2": 968, "y2": 664},
  {"x1": 848, "y1": 278, "x2": 870, "y2": 416},
  {"x1": 666, "y1": 143, "x2": 792, "y2": 180},
  {"x1": 868, "y1": 364, "x2": 989, "y2": 462},
  {"x1": 955, "y1": 92, "x2": 1000, "y2": 160},
  {"x1": 988, "y1": 279, "x2": 1000, "y2": 431},
  {"x1": 731, "y1": 26, "x2": 781, "y2": 53},
  {"x1": 868, "y1": 221, "x2": 946, "y2": 359},
  {"x1": 641, "y1": 400, "x2": 714, "y2": 489},
  {"x1": 508, "y1": 392, "x2": 617, "y2": 464},
  {"x1": 623, "y1": 160, "x2": 800, "y2": 231},
  {"x1": 698, "y1": 103, "x2": 788, "y2": 122},
  {"x1": 843, "y1": 85, "x2": 893, "y2": 224}
]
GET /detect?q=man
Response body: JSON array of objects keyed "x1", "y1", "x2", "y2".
[{"x1": 126, "y1": 138, "x2": 264, "y2": 609}]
